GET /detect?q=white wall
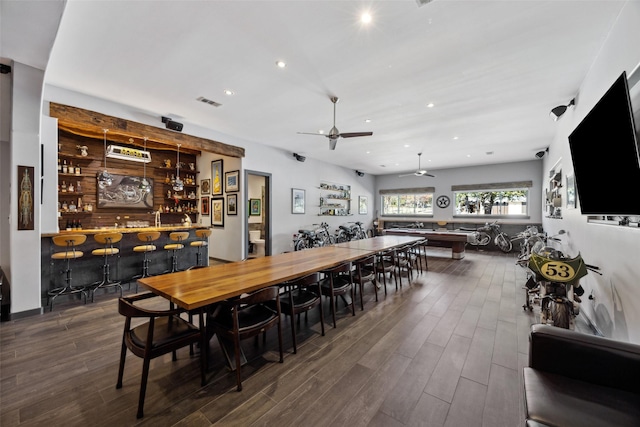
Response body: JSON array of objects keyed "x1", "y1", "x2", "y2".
[
  {"x1": 375, "y1": 160, "x2": 544, "y2": 224},
  {"x1": 8, "y1": 62, "x2": 45, "y2": 314},
  {"x1": 542, "y1": 1, "x2": 640, "y2": 343}
]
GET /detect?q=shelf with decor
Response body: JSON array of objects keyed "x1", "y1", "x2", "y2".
[
  {"x1": 545, "y1": 163, "x2": 562, "y2": 219},
  {"x1": 318, "y1": 181, "x2": 352, "y2": 216}
]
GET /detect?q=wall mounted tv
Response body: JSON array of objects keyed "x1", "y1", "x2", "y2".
[{"x1": 568, "y1": 71, "x2": 640, "y2": 215}]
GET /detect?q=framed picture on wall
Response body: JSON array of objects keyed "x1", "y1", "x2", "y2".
[
  {"x1": 249, "y1": 198, "x2": 261, "y2": 216},
  {"x1": 17, "y1": 165, "x2": 35, "y2": 230},
  {"x1": 201, "y1": 196, "x2": 210, "y2": 216},
  {"x1": 201, "y1": 178, "x2": 210, "y2": 195},
  {"x1": 225, "y1": 170, "x2": 239, "y2": 193},
  {"x1": 211, "y1": 159, "x2": 223, "y2": 196},
  {"x1": 211, "y1": 197, "x2": 224, "y2": 227},
  {"x1": 358, "y1": 196, "x2": 368, "y2": 215},
  {"x1": 227, "y1": 194, "x2": 237, "y2": 215},
  {"x1": 292, "y1": 188, "x2": 305, "y2": 214}
]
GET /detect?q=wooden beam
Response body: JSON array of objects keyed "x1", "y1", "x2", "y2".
[{"x1": 50, "y1": 103, "x2": 245, "y2": 158}]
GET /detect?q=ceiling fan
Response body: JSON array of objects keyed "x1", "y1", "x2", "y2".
[
  {"x1": 399, "y1": 153, "x2": 436, "y2": 177},
  {"x1": 297, "y1": 96, "x2": 373, "y2": 150}
]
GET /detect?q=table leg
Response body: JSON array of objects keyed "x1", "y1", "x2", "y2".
[{"x1": 451, "y1": 242, "x2": 465, "y2": 259}]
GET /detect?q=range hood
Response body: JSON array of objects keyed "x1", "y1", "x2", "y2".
[{"x1": 106, "y1": 145, "x2": 151, "y2": 163}]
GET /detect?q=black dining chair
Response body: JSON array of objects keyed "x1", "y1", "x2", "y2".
[
  {"x1": 375, "y1": 248, "x2": 398, "y2": 293},
  {"x1": 116, "y1": 292, "x2": 206, "y2": 419},
  {"x1": 276, "y1": 272, "x2": 325, "y2": 354},
  {"x1": 320, "y1": 262, "x2": 356, "y2": 328},
  {"x1": 207, "y1": 286, "x2": 283, "y2": 391},
  {"x1": 353, "y1": 254, "x2": 378, "y2": 310}
]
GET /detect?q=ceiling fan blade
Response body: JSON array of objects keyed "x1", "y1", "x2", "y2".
[
  {"x1": 339, "y1": 132, "x2": 373, "y2": 138},
  {"x1": 398, "y1": 173, "x2": 415, "y2": 177},
  {"x1": 329, "y1": 138, "x2": 338, "y2": 150},
  {"x1": 297, "y1": 132, "x2": 327, "y2": 137},
  {"x1": 424, "y1": 173, "x2": 436, "y2": 177}
]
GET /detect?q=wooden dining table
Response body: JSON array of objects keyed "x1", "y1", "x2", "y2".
[{"x1": 137, "y1": 235, "x2": 424, "y2": 311}]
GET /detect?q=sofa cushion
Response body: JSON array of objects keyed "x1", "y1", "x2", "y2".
[{"x1": 524, "y1": 367, "x2": 640, "y2": 427}]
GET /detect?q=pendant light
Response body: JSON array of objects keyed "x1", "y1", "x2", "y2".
[
  {"x1": 172, "y1": 143, "x2": 184, "y2": 192},
  {"x1": 96, "y1": 128, "x2": 113, "y2": 188},
  {"x1": 139, "y1": 137, "x2": 151, "y2": 193}
]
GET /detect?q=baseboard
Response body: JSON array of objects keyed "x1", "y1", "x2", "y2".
[{"x1": 8, "y1": 306, "x2": 43, "y2": 320}]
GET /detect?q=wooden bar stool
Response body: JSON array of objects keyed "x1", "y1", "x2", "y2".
[
  {"x1": 91, "y1": 232, "x2": 124, "y2": 302},
  {"x1": 133, "y1": 231, "x2": 161, "y2": 278},
  {"x1": 190, "y1": 229, "x2": 211, "y2": 268},
  {"x1": 131, "y1": 231, "x2": 161, "y2": 292},
  {"x1": 48, "y1": 234, "x2": 88, "y2": 311},
  {"x1": 164, "y1": 231, "x2": 190, "y2": 273}
]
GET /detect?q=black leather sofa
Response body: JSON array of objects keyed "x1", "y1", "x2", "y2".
[{"x1": 524, "y1": 324, "x2": 640, "y2": 427}]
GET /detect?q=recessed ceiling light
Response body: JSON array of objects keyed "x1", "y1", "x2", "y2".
[
  {"x1": 427, "y1": 103, "x2": 435, "y2": 108},
  {"x1": 365, "y1": 119, "x2": 371, "y2": 123},
  {"x1": 361, "y1": 12, "x2": 372, "y2": 24},
  {"x1": 366, "y1": 151, "x2": 371, "y2": 154},
  {"x1": 404, "y1": 144, "x2": 411, "y2": 148},
  {"x1": 276, "y1": 60, "x2": 286, "y2": 68},
  {"x1": 223, "y1": 89, "x2": 235, "y2": 96},
  {"x1": 453, "y1": 136, "x2": 459, "y2": 140},
  {"x1": 319, "y1": 130, "x2": 325, "y2": 134},
  {"x1": 466, "y1": 154, "x2": 471, "y2": 157}
]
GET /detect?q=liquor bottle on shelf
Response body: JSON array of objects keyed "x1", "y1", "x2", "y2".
[
  {"x1": 69, "y1": 160, "x2": 74, "y2": 174},
  {"x1": 75, "y1": 165, "x2": 81, "y2": 175},
  {"x1": 65, "y1": 219, "x2": 71, "y2": 231},
  {"x1": 77, "y1": 219, "x2": 82, "y2": 230},
  {"x1": 62, "y1": 160, "x2": 68, "y2": 174},
  {"x1": 57, "y1": 158, "x2": 61, "y2": 172},
  {"x1": 76, "y1": 181, "x2": 82, "y2": 193},
  {"x1": 61, "y1": 181, "x2": 67, "y2": 192},
  {"x1": 61, "y1": 200, "x2": 68, "y2": 212},
  {"x1": 68, "y1": 182, "x2": 74, "y2": 193}
]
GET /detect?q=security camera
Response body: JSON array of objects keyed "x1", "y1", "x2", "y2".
[
  {"x1": 535, "y1": 148, "x2": 549, "y2": 159},
  {"x1": 355, "y1": 170, "x2": 365, "y2": 177},
  {"x1": 161, "y1": 116, "x2": 183, "y2": 132},
  {"x1": 293, "y1": 153, "x2": 306, "y2": 162}
]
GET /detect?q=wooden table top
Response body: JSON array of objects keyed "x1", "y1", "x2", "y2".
[
  {"x1": 138, "y1": 245, "x2": 374, "y2": 310},
  {"x1": 333, "y1": 235, "x2": 423, "y2": 251}
]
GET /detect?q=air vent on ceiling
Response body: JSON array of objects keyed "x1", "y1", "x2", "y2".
[
  {"x1": 196, "y1": 96, "x2": 222, "y2": 107},
  {"x1": 415, "y1": 0, "x2": 434, "y2": 6}
]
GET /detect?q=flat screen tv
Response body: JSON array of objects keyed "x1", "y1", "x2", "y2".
[{"x1": 568, "y1": 71, "x2": 640, "y2": 215}]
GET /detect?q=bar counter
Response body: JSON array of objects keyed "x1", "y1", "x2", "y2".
[{"x1": 41, "y1": 224, "x2": 211, "y2": 306}]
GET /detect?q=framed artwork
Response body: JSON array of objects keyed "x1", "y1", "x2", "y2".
[
  {"x1": 17, "y1": 165, "x2": 35, "y2": 230},
  {"x1": 225, "y1": 170, "x2": 239, "y2": 193},
  {"x1": 211, "y1": 197, "x2": 224, "y2": 226},
  {"x1": 201, "y1": 178, "x2": 210, "y2": 195},
  {"x1": 201, "y1": 196, "x2": 210, "y2": 216},
  {"x1": 292, "y1": 188, "x2": 305, "y2": 214},
  {"x1": 211, "y1": 159, "x2": 223, "y2": 196},
  {"x1": 227, "y1": 194, "x2": 237, "y2": 215},
  {"x1": 97, "y1": 174, "x2": 153, "y2": 209},
  {"x1": 249, "y1": 198, "x2": 261, "y2": 216},
  {"x1": 358, "y1": 196, "x2": 368, "y2": 215}
]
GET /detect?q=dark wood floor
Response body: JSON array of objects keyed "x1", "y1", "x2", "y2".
[{"x1": 1, "y1": 247, "x2": 536, "y2": 427}]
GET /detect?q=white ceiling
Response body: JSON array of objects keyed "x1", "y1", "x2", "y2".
[{"x1": 1, "y1": 0, "x2": 625, "y2": 176}]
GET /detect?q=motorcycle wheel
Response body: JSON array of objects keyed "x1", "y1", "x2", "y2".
[
  {"x1": 477, "y1": 232, "x2": 491, "y2": 246},
  {"x1": 551, "y1": 301, "x2": 571, "y2": 329},
  {"x1": 294, "y1": 239, "x2": 307, "y2": 251},
  {"x1": 495, "y1": 232, "x2": 513, "y2": 253}
]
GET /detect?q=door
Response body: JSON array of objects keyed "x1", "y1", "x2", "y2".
[{"x1": 245, "y1": 170, "x2": 271, "y2": 258}]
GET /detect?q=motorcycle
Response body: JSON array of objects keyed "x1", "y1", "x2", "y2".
[
  {"x1": 523, "y1": 236, "x2": 601, "y2": 328},
  {"x1": 511, "y1": 226, "x2": 548, "y2": 268},
  {"x1": 336, "y1": 221, "x2": 367, "y2": 242},
  {"x1": 461, "y1": 220, "x2": 512, "y2": 253},
  {"x1": 292, "y1": 222, "x2": 335, "y2": 251}
]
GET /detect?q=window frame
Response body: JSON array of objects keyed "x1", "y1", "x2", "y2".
[{"x1": 381, "y1": 191, "x2": 434, "y2": 217}]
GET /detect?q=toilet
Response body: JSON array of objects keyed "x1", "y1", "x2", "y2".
[{"x1": 249, "y1": 230, "x2": 265, "y2": 257}]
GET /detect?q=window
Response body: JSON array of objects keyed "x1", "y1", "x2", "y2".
[
  {"x1": 454, "y1": 188, "x2": 529, "y2": 216},
  {"x1": 382, "y1": 192, "x2": 434, "y2": 216}
]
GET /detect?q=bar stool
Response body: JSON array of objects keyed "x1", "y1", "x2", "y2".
[
  {"x1": 164, "y1": 231, "x2": 190, "y2": 273},
  {"x1": 190, "y1": 229, "x2": 212, "y2": 268},
  {"x1": 91, "y1": 232, "x2": 124, "y2": 302},
  {"x1": 48, "y1": 234, "x2": 88, "y2": 311},
  {"x1": 131, "y1": 231, "x2": 161, "y2": 291}
]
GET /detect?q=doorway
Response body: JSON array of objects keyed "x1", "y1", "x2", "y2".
[{"x1": 245, "y1": 170, "x2": 271, "y2": 259}]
